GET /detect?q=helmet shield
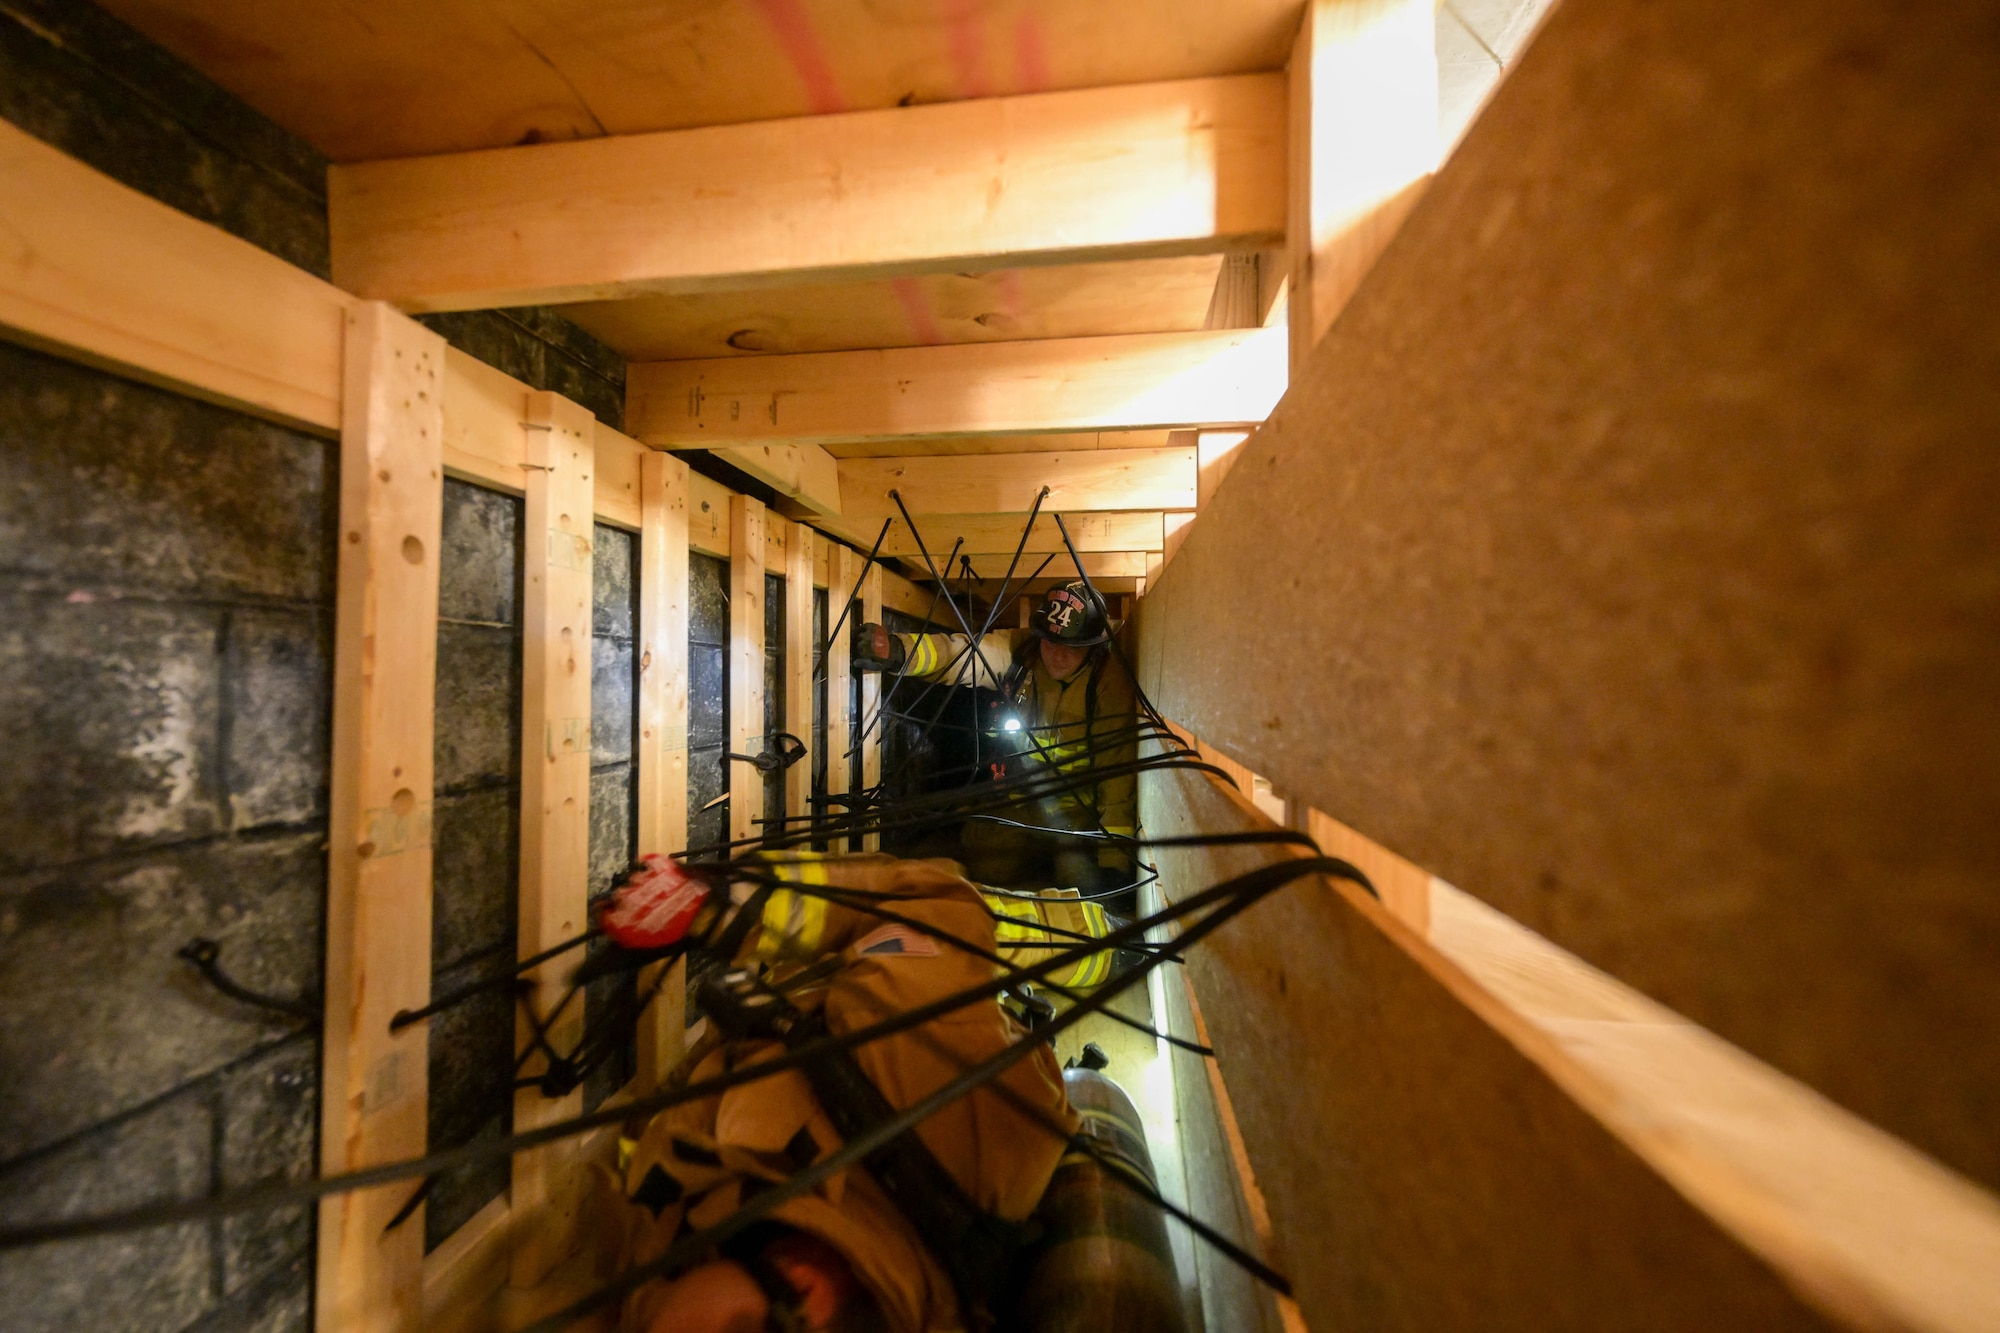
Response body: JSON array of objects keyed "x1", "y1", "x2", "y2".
[{"x1": 1032, "y1": 581, "x2": 1110, "y2": 646}]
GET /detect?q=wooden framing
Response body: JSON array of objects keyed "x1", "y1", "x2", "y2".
[
  {"x1": 1142, "y1": 734, "x2": 2000, "y2": 1333},
  {"x1": 825, "y1": 544, "x2": 855, "y2": 849},
  {"x1": 626, "y1": 329, "x2": 1288, "y2": 446},
  {"x1": 841, "y1": 449, "x2": 1197, "y2": 519},
  {"x1": 729, "y1": 495, "x2": 769, "y2": 849},
  {"x1": 635, "y1": 450, "x2": 691, "y2": 1089},
  {"x1": 879, "y1": 511, "x2": 1167, "y2": 559},
  {"x1": 508, "y1": 391, "x2": 597, "y2": 1290},
  {"x1": 0, "y1": 119, "x2": 349, "y2": 433},
  {"x1": 785, "y1": 521, "x2": 817, "y2": 829},
  {"x1": 713, "y1": 443, "x2": 843, "y2": 516},
  {"x1": 1287, "y1": 0, "x2": 1438, "y2": 372},
  {"x1": 859, "y1": 563, "x2": 883, "y2": 853},
  {"x1": 317, "y1": 302, "x2": 445, "y2": 1331},
  {"x1": 328, "y1": 75, "x2": 1285, "y2": 312}
]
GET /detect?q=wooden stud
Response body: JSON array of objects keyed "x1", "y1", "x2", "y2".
[
  {"x1": 329, "y1": 76, "x2": 1284, "y2": 312},
  {"x1": 1287, "y1": 0, "x2": 1439, "y2": 373},
  {"x1": 510, "y1": 390, "x2": 596, "y2": 1289},
  {"x1": 317, "y1": 301, "x2": 444, "y2": 1332},
  {"x1": 729, "y1": 496, "x2": 768, "y2": 849},
  {"x1": 785, "y1": 521, "x2": 817, "y2": 830},
  {"x1": 0, "y1": 120, "x2": 349, "y2": 434},
  {"x1": 860, "y1": 564, "x2": 883, "y2": 852},
  {"x1": 635, "y1": 449, "x2": 691, "y2": 1090},
  {"x1": 824, "y1": 545, "x2": 855, "y2": 850},
  {"x1": 626, "y1": 329, "x2": 1287, "y2": 447},
  {"x1": 840, "y1": 449, "x2": 1196, "y2": 520}
]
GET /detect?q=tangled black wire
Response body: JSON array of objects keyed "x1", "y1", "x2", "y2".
[{"x1": 2, "y1": 500, "x2": 1380, "y2": 1330}]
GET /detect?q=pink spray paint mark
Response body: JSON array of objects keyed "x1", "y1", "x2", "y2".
[
  {"x1": 1012, "y1": 13, "x2": 1050, "y2": 92},
  {"x1": 890, "y1": 277, "x2": 946, "y2": 345},
  {"x1": 995, "y1": 269, "x2": 1027, "y2": 324},
  {"x1": 941, "y1": 0, "x2": 991, "y2": 98},
  {"x1": 751, "y1": 0, "x2": 847, "y2": 113}
]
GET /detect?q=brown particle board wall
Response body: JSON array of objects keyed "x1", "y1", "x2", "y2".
[{"x1": 1138, "y1": 0, "x2": 2000, "y2": 1190}]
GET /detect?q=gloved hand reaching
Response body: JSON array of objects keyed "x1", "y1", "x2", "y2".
[{"x1": 853, "y1": 622, "x2": 906, "y2": 673}]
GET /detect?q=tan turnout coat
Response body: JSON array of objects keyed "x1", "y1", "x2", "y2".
[{"x1": 602, "y1": 854, "x2": 1077, "y2": 1333}]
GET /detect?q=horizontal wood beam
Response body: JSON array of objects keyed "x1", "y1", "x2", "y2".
[
  {"x1": 625, "y1": 329, "x2": 1287, "y2": 446},
  {"x1": 710, "y1": 443, "x2": 842, "y2": 516},
  {"x1": 329, "y1": 75, "x2": 1284, "y2": 312},
  {"x1": 840, "y1": 449, "x2": 1195, "y2": 519},
  {"x1": 0, "y1": 119, "x2": 349, "y2": 434},
  {"x1": 936, "y1": 550, "x2": 1150, "y2": 581},
  {"x1": 881, "y1": 511, "x2": 1168, "y2": 559}
]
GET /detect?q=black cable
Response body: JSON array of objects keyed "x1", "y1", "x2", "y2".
[
  {"x1": 515, "y1": 856, "x2": 1331, "y2": 1333},
  {"x1": 0, "y1": 860, "x2": 1364, "y2": 1251}
]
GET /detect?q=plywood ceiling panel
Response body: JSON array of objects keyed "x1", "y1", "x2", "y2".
[
  {"x1": 562, "y1": 255, "x2": 1223, "y2": 361},
  {"x1": 96, "y1": 0, "x2": 1303, "y2": 162},
  {"x1": 823, "y1": 431, "x2": 1178, "y2": 459}
]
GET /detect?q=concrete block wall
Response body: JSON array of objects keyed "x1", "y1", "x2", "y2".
[
  {"x1": 584, "y1": 525, "x2": 640, "y2": 1111},
  {"x1": 762, "y1": 572, "x2": 786, "y2": 845},
  {"x1": 426, "y1": 480, "x2": 525, "y2": 1251},
  {"x1": 0, "y1": 0, "x2": 632, "y2": 1318},
  {"x1": 686, "y1": 553, "x2": 730, "y2": 860},
  {"x1": 0, "y1": 339, "x2": 331, "y2": 1331}
]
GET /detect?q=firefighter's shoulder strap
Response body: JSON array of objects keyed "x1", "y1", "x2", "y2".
[{"x1": 698, "y1": 968, "x2": 1035, "y2": 1325}]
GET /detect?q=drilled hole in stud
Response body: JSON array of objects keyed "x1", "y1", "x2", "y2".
[{"x1": 402, "y1": 536, "x2": 424, "y2": 564}]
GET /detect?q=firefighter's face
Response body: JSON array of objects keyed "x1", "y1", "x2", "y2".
[{"x1": 1039, "y1": 638, "x2": 1088, "y2": 678}]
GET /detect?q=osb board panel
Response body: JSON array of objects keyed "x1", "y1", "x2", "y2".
[
  {"x1": 562, "y1": 255, "x2": 1222, "y2": 361},
  {"x1": 1137, "y1": 0, "x2": 2000, "y2": 1187},
  {"x1": 1138, "y1": 761, "x2": 1845, "y2": 1333},
  {"x1": 95, "y1": 0, "x2": 1299, "y2": 162}
]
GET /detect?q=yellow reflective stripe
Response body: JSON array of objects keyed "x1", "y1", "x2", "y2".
[
  {"x1": 752, "y1": 868, "x2": 830, "y2": 962},
  {"x1": 901, "y1": 634, "x2": 941, "y2": 676},
  {"x1": 982, "y1": 892, "x2": 1043, "y2": 944}
]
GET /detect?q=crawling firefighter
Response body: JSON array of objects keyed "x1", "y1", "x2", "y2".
[
  {"x1": 854, "y1": 581, "x2": 1138, "y2": 898},
  {"x1": 589, "y1": 850, "x2": 1081, "y2": 1333}
]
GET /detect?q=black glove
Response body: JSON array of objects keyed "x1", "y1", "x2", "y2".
[{"x1": 853, "y1": 622, "x2": 905, "y2": 673}]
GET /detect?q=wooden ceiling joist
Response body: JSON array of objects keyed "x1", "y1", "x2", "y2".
[
  {"x1": 330, "y1": 75, "x2": 1285, "y2": 313},
  {"x1": 880, "y1": 511, "x2": 1168, "y2": 559},
  {"x1": 627, "y1": 328, "x2": 1287, "y2": 446},
  {"x1": 840, "y1": 449, "x2": 1195, "y2": 521}
]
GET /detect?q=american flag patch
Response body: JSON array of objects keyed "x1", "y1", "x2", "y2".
[{"x1": 854, "y1": 924, "x2": 940, "y2": 958}]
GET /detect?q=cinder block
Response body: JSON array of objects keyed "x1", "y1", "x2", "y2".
[
  {"x1": 581, "y1": 937, "x2": 636, "y2": 1113},
  {"x1": 589, "y1": 764, "x2": 634, "y2": 894},
  {"x1": 431, "y1": 787, "x2": 519, "y2": 976},
  {"x1": 763, "y1": 571, "x2": 784, "y2": 644},
  {"x1": 0, "y1": 342, "x2": 334, "y2": 604},
  {"x1": 417, "y1": 312, "x2": 546, "y2": 395},
  {"x1": 0, "y1": 1082, "x2": 213, "y2": 1333},
  {"x1": 423, "y1": 961, "x2": 512, "y2": 1253},
  {"x1": 0, "y1": 4, "x2": 330, "y2": 277},
  {"x1": 224, "y1": 608, "x2": 331, "y2": 831},
  {"x1": 437, "y1": 480, "x2": 522, "y2": 627},
  {"x1": 181, "y1": 1253, "x2": 310, "y2": 1333},
  {"x1": 685, "y1": 746, "x2": 728, "y2": 859},
  {"x1": 592, "y1": 524, "x2": 635, "y2": 642},
  {"x1": 688, "y1": 553, "x2": 728, "y2": 646},
  {"x1": 591, "y1": 634, "x2": 635, "y2": 768},
  {"x1": 218, "y1": 1037, "x2": 317, "y2": 1293},
  {"x1": 433, "y1": 622, "x2": 521, "y2": 794},
  {"x1": 0, "y1": 592, "x2": 223, "y2": 875},
  {"x1": 688, "y1": 645, "x2": 726, "y2": 751},
  {"x1": 0, "y1": 834, "x2": 323, "y2": 1160}
]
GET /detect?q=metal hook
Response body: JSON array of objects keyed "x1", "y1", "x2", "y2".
[{"x1": 176, "y1": 939, "x2": 320, "y2": 1022}]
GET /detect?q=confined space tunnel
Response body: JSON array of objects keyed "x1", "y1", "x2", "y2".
[{"x1": 1, "y1": 2, "x2": 1997, "y2": 1332}]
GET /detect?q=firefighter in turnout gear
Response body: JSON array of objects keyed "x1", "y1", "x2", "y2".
[
  {"x1": 589, "y1": 851, "x2": 1079, "y2": 1333},
  {"x1": 854, "y1": 582, "x2": 1137, "y2": 895}
]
